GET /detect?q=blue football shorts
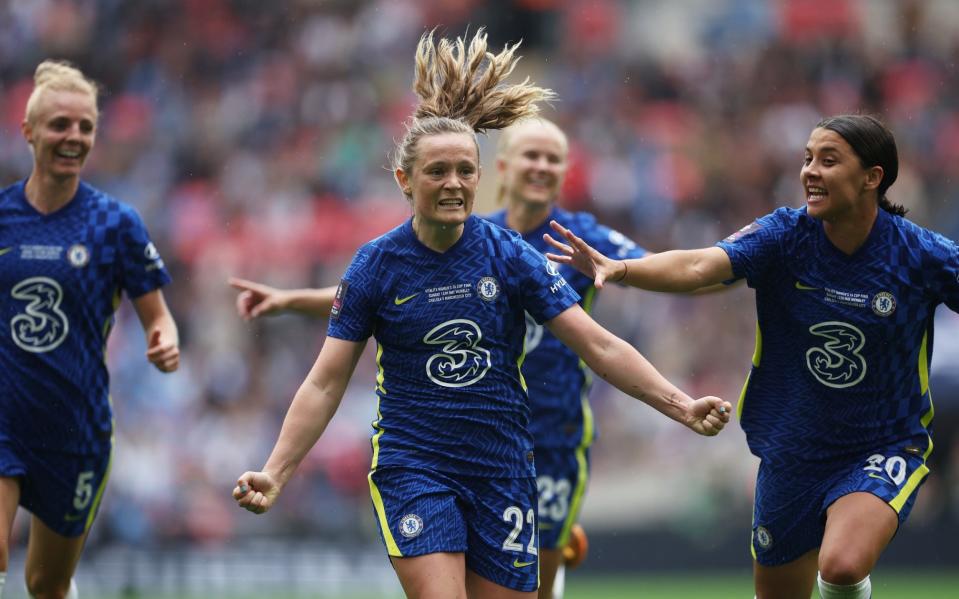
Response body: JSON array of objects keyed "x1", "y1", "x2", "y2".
[
  {"x1": 0, "y1": 437, "x2": 113, "y2": 537},
  {"x1": 368, "y1": 466, "x2": 539, "y2": 592},
  {"x1": 534, "y1": 446, "x2": 590, "y2": 550},
  {"x1": 751, "y1": 443, "x2": 929, "y2": 566}
]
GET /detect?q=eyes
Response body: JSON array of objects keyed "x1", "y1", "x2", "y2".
[
  {"x1": 522, "y1": 150, "x2": 562, "y2": 165},
  {"x1": 425, "y1": 165, "x2": 476, "y2": 178},
  {"x1": 803, "y1": 154, "x2": 837, "y2": 167},
  {"x1": 47, "y1": 116, "x2": 95, "y2": 135}
]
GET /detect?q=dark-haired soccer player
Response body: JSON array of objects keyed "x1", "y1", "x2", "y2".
[{"x1": 546, "y1": 114, "x2": 958, "y2": 599}]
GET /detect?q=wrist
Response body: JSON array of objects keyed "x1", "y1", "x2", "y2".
[{"x1": 612, "y1": 260, "x2": 629, "y2": 283}]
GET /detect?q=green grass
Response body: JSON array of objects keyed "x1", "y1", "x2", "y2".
[
  {"x1": 563, "y1": 572, "x2": 959, "y2": 599},
  {"x1": 93, "y1": 571, "x2": 959, "y2": 598}
]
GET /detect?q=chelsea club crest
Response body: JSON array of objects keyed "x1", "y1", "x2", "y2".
[
  {"x1": 399, "y1": 514, "x2": 424, "y2": 538},
  {"x1": 67, "y1": 244, "x2": 89, "y2": 268},
  {"x1": 477, "y1": 276, "x2": 500, "y2": 302},
  {"x1": 871, "y1": 291, "x2": 896, "y2": 317}
]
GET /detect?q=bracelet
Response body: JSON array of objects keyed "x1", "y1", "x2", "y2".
[{"x1": 613, "y1": 260, "x2": 628, "y2": 283}]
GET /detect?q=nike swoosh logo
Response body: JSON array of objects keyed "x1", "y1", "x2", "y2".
[
  {"x1": 868, "y1": 473, "x2": 895, "y2": 485},
  {"x1": 513, "y1": 558, "x2": 536, "y2": 568},
  {"x1": 394, "y1": 293, "x2": 419, "y2": 305},
  {"x1": 795, "y1": 281, "x2": 819, "y2": 291},
  {"x1": 0, "y1": 247, "x2": 12, "y2": 257}
]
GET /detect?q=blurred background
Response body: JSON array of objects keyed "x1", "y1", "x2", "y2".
[{"x1": 1, "y1": 0, "x2": 958, "y2": 597}]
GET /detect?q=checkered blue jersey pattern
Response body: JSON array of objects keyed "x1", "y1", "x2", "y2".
[
  {"x1": 717, "y1": 207, "x2": 959, "y2": 463},
  {"x1": 0, "y1": 180, "x2": 171, "y2": 454},
  {"x1": 485, "y1": 208, "x2": 648, "y2": 448},
  {"x1": 327, "y1": 216, "x2": 581, "y2": 477}
]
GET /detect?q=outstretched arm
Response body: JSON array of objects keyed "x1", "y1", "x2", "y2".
[
  {"x1": 545, "y1": 220, "x2": 735, "y2": 293},
  {"x1": 544, "y1": 305, "x2": 731, "y2": 435},
  {"x1": 132, "y1": 289, "x2": 179, "y2": 372},
  {"x1": 233, "y1": 336, "x2": 367, "y2": 514},
  {"x1": 230, "y1": 277, "x2": 338, "y2": 320}
]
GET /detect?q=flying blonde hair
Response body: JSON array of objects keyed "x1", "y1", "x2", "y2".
[
  {"x1": 392, "y1": 28, "x2": 555, "y2": 196},
  {"x1": 24, "y1": 60, "x2": 99, "y2": 125}
]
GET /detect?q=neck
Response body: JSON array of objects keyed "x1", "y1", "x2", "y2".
[
  {"x1": 412, "y1": 216, "x2": 465, "y2": 252},
  {"x1": 24, "y1": 171, "x2": 79, "y2": 214},
  {"x1": 822, "y1": 201, "x2": 879, "y2": 255},
  {"x1": 505, "y1": 198, "x2": 552, "y2": 234}
]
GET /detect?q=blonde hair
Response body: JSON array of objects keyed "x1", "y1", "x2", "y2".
[
  {"x1": 24, "y1": 60, "x2": 99, "y2": 125},
  {"x1": 392, "y1": 28, "x2": 555, "y2": 195},
  {"x1": 495, "y1": 118, "x2": 568, "y2": 203}
]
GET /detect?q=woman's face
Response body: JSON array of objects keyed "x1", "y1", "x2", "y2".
[
  {"x1": 398, "y1": 132, "x2": 480, "y2": 229},
  {"x1": 22, "y1": 89, "x2": 97, "y2": 181},
  {"x1": 801, "y1": 127, "x2": 881, "y2": 222},
  {"x1": 497, "y1": 123, "x2": 568, "y2": 208}
]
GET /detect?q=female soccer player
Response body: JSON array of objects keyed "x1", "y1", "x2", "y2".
[
  {"x1": 0, "y1": 61, "x2": 179, "y2": 599},
  {"x1": 485, "y1": 118, "x2": 648, "y2": 599},
  {"x1": 545, "y1": 114, "x2": 957, "y2": 599},
  {"x1": 233, "y1": 30, "x2": 731, "y2": 599}
]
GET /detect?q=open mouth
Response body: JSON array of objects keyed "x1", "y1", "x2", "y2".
[
  {"x1": 438, "y1": 198, "x2": 464, "y2": 208},
  {"x1": 806, "y1": 186, "x2": 827, "y2": 202}
]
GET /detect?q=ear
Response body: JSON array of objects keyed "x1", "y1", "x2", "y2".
[
  {"x1": 21, "y1": 119, "x2": 33, "y2": 145},
  {"x1": 863, "y1": 165, "x2": 884, "y2": 192},
  {"x1": 395, "y1": 168, "x2": 412, "y2": 197},
  {"x1": 495, "y1": 156, "x2": 507, "y2": 176}
]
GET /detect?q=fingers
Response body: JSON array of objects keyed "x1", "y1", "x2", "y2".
[
  {"x1": 228, "y1": 277, "x2": 265, "y2": 293},
  {"x1": 147, "y1": 344, "x2": 179, "y2": 372},
  {"x1": 543, "y1": 233, "x2": 574, "y2": 256},
  {"x1": 233, "y1": 473, "x2": 274, "y2": 515}
]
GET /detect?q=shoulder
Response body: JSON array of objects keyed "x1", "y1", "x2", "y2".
[
  {"x1": 80, "y1": 182, "x2": 147, "y2": 228},
  {"x1": 892, "y1": 215, "x2": 957, "y2": 260}
]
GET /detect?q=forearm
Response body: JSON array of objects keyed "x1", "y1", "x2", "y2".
[
  {"x1": 262, "y1": 376, "x2": 344, "y2": 488},
  {"x1": 283, "y1": 287, "x2": 337, "y2": 316},
  {"x1": 583, "y1": 333, "x2": 692, "y2": 424},
  {"x1": 621, "y1": 251, "x2": 719, "y2": 293}
]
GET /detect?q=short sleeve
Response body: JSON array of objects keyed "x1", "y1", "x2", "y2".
[
  {"x1": 931, "y1": 236, "x2": 959, "y2": 313},
  {"x1": 326, "y1": 245, "x2": 379, "y2": 341},
  {"x1": 715, "y1": 209, "x2": 789, "y2": 286},
  {"x1": 118, "y1": 206, "x2": 171, "y2": 298},
  {"x1": 511, "y1": 238, "x2": 580, "y2": 324}
]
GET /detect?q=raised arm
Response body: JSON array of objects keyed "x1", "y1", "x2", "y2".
[
  {"x1": 544, "y1": 305, "x2": 730, "y2": 435},
  {"x1": 132, "y1": 289, "x2": 180, "y2": 372},
  {"x1": 545, "y1": 220, "x2": 735, "y2": 292},
  {"x1": 233, "y1": 336, "x2": 367, "y2": 514},
  {"x1": 230, "y1": 277, "x2": 337, "y2": 320}
]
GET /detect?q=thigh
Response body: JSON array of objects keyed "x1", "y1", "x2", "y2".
[
  {"x1": 0, "y1": 476, "x2": 21, "y2": 568},
  {"x1": 25, "y1": 514, "x2": 88, "y2": 592},
  {"x1": 464, "y1": 476, "x2": 539, "y2": 594},
  {"x1": 819, "y1": 492, "x2": 897, "y2": 582},
  {"x1": 390, "y1": 552, "x2": 467, "y2": 599},
  {"x1": 753, "y1": 548, "x2": 818, "y2": 599},
  {"x1": 19, "y1": 445, "x2": 113, "y2": 538},
  {"x1": 534, "y1": 447, "x2": 588, "y2": 550}
]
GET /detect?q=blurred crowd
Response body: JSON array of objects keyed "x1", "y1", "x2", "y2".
[{"x1": 2, "y1": 0, "x2": 958, "y2": 556}]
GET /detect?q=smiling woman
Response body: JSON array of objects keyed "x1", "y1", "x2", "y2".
[
  {"x1": 544, "y1": 114, "x2": 959, "y2": 599},
  {"x1": 0, "y1": 60, "x2": 179, "y2": 599}
]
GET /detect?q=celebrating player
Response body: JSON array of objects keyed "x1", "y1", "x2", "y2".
[
  {"x1": 233, "y1": 30, "x2": 730, "y2": 599},
  {"x1": 485, "y1": 118, "x2": 648, "y2": 599},
  {"x1": 545, "y1": 114, "x2": 957, "y2": 599},
  {"x1": 0, "y1": 60, "x2": 179, "y2": 599}
]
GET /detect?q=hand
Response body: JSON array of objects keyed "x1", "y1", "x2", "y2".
[
  {"x1": 233, "y1": 471, "x2": 281, "y2": 515},
  {"x1": 543, "y1": 220, "x2": 624, "y2": 289},
  {"x1": 230, "y1": 277, "x2": 289, "y2": 321},
  {"x1": 685, "y1": 396, "x2": 732, "y2": 436},
  {"x1": 146, "y1": 329, "x2": 179, "y2": 372}
]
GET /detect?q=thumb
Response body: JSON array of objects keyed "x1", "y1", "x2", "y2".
[{"x1": 149, "y1": 329, "x2": 162, "y2": 348}]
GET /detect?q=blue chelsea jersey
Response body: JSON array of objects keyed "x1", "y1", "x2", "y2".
[
  {"x1": 718, "y1": 207, "x2": 959, "y2": 463},
  {"x1": 327, "y1": 215, "x2": 581, "y2": 477},
  {"x1": 485, "y1": 207, "x2": 648, "y2": 449},
  {"x1": 0, "y1": 180, "x2": 171, "y2": 453}
]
